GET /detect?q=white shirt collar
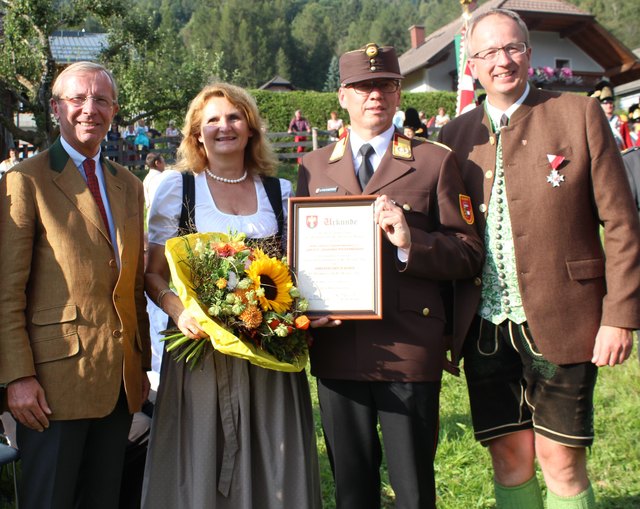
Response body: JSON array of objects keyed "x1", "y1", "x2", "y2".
[
  {"x1": 60, "y1": 137, "x2": 102, "y2": 171},
  {"x1": 485, "y1": 82, "x2": 530, "y2": 127},
  {"x1": 349, "y1": 125, "x2": 395, "y2": 166}
]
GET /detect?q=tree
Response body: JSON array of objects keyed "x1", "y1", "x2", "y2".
[
  {"x1": 323, "y1": 56, "x2": 340, "y2": 92},
  {"x1": 0, "y1": 0, "x2": 125, "y2": 150}
]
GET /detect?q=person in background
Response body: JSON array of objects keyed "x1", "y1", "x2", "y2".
[
  {"x1": 288, "y1": 109, "x2": 311, "y2": 163},
  {"x1": 142, "y1": 82, "x2": 321, "y2": 509},
  {"x1": 403, "y1": 107, "x2": 428, "y2": 139},
  {"x1": 327, "y1": 110, "x2": 344, "y2": 141},
  {"x1": 434, "y1": 106, "x2": 450, "y2": 128},
  {"x1": 297, "y1": 42, "x2": 483, "y2": 509},
  {"x1": 0, "y1": 146, "x2": 20, "y2": 178},
  {"x1": 438, "y1": 9, "x2": 640, "y2": 509},
  {"x1": 142, "y1": 152, "x2": 166, "y2": 213},
  {"x1": 591, "y1": 80, "x2": 631, "y2": 151},
  {"x1": 0, "y1": 61, "x2": 150, "y2": 509}
]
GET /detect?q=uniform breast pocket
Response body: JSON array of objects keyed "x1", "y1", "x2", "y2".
[{"x1": 30, "y1": 304, "x2": 80, "y2": 364}]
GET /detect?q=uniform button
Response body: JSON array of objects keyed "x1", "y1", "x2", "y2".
[
  {"x1": 498, "y1": 271, "x2": 506, "y2": 279},
  {"x1": 497, "y1": 171, "x2": 504, "y2": 178},
  {"x1": 473, "y1": 277, "x2": 482, "y2": 286},
  {"x1": 422, "y1": 308, "x2": 430, "y2": 317},
  {"x1": 497, "y1": 263, "x2": 505, "y2": 270},
  {"x1": 499, "y1": 281, "x2": 507, "y2": 288},
  {"x1": 502, "y1": 298, "x2": 510, "y2": 305},
  {"x1": 502, "y1": 290, "x2": 510, "y2": 296},
  {"x1": 112, "y1": 329, "x2": 122, "y2": 338},
  {"x1": 496, "y1": 197, "x2": 503, "y2": 204},
  {"x1": 496, "y1": 253, "x2": 504, "y2": 260},
  {"x1": 496, "y1": 233, "x2": 502, "y2": 240},
  {"x1": 497, "y1": 188, "x2": 503, "y2": 195},
  {"x1": 109, "y1": 259, "x2": 117, "y2": 268},
  {"x1": 496, "y1": 224, "x2": 502, "y2": 230},
  {"x1": 496, "y1": 243, "x2": 503, "y2": 250},
  {"x1": 479, "y1": 204, "x2": 487, "y2": 213},
  {"x1": 485, "y1": 170, "x2": 493, "y2": 179},
  {"x1": 497, "y1": 207, "x2": 504, "y2": 214},
  {"x1": 505, "y1": 306, "x2": 512, "y2": 313},
  {"x1": 403, "y1": 203, "x2": 411, "y2": 212}
]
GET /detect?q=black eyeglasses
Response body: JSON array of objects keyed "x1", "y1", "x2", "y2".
[
  {"x1": 348, "y1": 80, "x2": 400, "y2": 95},
  {"x1": 470, "y1": 42, "x2": 528, "y2": 62}
]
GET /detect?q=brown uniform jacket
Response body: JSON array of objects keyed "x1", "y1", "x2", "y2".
[
  {"x1": 439, "y1": 88, "x2": 640, "y2": 366},
  {"x1": 297, "y1": 131, "x2": 483, "y2": 381},
  {"x1": 0, "y1": 138, "x2": 151, "y2": 420}
]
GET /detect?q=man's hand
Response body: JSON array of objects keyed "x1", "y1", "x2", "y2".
[
  {"x1": 591, "y1": 325, "x2": 633, "y2": 366},
  {"x1": 7, "y1": 376, "x2": 52, "y2": 431},
  {"x1": 374, "y1": 195, "x2": 411, "y2": 249}
]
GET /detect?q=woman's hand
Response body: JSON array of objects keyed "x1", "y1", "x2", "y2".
[{"x1": 176, "y1": 308, "x2": 209, "y2": 340}]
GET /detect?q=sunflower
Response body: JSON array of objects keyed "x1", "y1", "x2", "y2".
[{"x1": 246, "y1": 249, "x2": 293, "y2": 314}]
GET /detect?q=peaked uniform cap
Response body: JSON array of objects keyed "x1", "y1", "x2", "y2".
[{"x1": 339, "y1": 43, "x2": 403, "y2": 86}]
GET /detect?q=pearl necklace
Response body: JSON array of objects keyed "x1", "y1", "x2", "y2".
[{"x1": 205, "y1": 168, "x2": 248, "y2": 184}]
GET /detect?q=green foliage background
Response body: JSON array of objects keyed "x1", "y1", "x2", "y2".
[{"x1": 251, "y1": 90, "x2": 457, "y2": 132}]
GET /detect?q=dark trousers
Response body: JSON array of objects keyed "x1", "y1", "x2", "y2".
[
  {"x1": 318, "y1": 378, "x2": 441, "y2": 509},
  {"x1": 16, "y1": 388, "x2": 132, "y2": 509}
]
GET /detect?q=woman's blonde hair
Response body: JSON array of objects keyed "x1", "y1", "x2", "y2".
[{"x1": 175, "y1": 83, "x2": 278, "y2": 176}]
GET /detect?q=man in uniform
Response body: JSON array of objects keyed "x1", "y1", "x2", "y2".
[
  {"x1": 438, "y1": 9, "x2": 640, "y2": 509},
  {"x1": 297, "y1": 43, "x2": 483, "y2": 509},
  {"x1": 0, "y1": 61, "x2": 151, "y2": 508}
]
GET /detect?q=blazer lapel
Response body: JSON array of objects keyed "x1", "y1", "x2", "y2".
[
  {"x1": 326, "y1": 145, "x2": 363, "y2": 196},
  {"x1": 102, "y1": 161, "x2": 127, "y2": 257},
  {"x1": 53, "y1": 158, "x2": 112, "y2": 243},
  {"x1": 365, "y1": 147, "x2": 414, "y2": 194}
]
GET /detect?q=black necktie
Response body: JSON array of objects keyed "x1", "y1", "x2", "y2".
[
  {"x1": 357, "y1": 143, "x2": 375, "y2": 190},
  {"x1": 500, "y1": 114, "x2": 509, "y2": 129}
]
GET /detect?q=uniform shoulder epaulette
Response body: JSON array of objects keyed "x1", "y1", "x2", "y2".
[{"x1": 422, "y1": 139, "x2": 452, "y2": 152}]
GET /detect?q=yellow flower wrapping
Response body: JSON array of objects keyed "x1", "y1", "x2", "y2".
[{"x1": 165, "y1": 232, "x2": 308, "y2": 372}]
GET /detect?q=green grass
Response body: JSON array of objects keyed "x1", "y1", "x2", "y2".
[
  {"x1": 311, "y1": 342, "x2": 640, "y2": 508},
  {"x1": 1, "y1": 348, "x2": 638, "y2": 508}
]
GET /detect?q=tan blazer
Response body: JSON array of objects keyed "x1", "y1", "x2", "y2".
[
  {"x1": 439, "y1": 88, "x2": 640, "y2": 366},
  {"x1": 297, "y1": 132, "x2": 483, "y2": 381},
  {"x1": 0, "y1": 138, "x2": 151, "y2": 420}
]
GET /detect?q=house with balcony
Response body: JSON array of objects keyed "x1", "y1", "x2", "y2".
[{"x1": 399, "y1": 0, "x2": 640, "y2": 96}]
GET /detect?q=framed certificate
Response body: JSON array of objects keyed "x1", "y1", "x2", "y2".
[{"x1": 288, "y1": 196, "x2": 382, "y2": 320}]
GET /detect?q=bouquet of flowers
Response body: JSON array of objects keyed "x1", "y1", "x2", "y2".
[{"x1": 163, "y1": 231, "x2": 310, "y2": 372}]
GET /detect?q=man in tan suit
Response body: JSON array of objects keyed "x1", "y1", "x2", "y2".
[
  {"x1": 438, "y1": 9, "x2": 640, "y2": 509},
  {"x1": 0, "y1": 62, "x2": 150, "y2": 508}
]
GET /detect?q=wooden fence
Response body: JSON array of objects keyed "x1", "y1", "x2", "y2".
[{"x1": 13, "y1": 129, "x2": 336, "y2": 169}]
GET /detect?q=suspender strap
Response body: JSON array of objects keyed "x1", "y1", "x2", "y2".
[{"x1": 261, "y1": 176, "x2": 283, "y2": 238}]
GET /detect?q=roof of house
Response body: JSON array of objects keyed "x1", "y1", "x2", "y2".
[
  {"x1": 49, "y1": 31, "x2": 108, "y2": 64},
  {"x1": 259, "y1": 75, "x2": 296, "y2": 91},
  {"x1": 399, "y1": 0, "x2": 640, "y2": 86}
]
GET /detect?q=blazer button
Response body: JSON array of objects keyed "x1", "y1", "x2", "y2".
[
  {"x1": 112, "y1": 329, "x2": 122, "y2": 338},
  {"x1": 485, "y1": 170, "x2": 493, "y2": 179},
  {"x1": 402, "y1": 203, "x2": 411, "y2": 212},
  {"x1": 422, "y1": 308, "x2": 430, "y2": 316},
  {"x1": 473, "y1": 277, "x2": 482, "y2": 286},
  {"x1": 478, "y1": 204, "x2": 487, "y2": 213},
  {"x1": 109, "y1": 259, "x2": 117, "y2": 268}
]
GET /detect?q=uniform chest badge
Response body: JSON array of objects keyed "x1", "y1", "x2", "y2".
[
  {"x1": 459, "y1": 194, "x2": 475, "y2": 225},
  {"x1": 546, "y1": 154, "x2": 566, "y2": 188}
]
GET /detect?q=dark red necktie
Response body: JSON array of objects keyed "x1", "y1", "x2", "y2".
[{"x1": 83, "y1": 158, "x2": 109, "y2": 229}]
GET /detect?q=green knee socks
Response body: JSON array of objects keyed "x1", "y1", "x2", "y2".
[
  {"x1": 494, "y1": 476, "x2": 543, "y2": 509},
  {"x1": 547, "y1": 484, "x2": 595, "y2": 509}
]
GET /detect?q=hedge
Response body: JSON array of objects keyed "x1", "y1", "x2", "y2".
[{"x1": 251, "y1": 90, "x2": 458, "y2": 132}]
